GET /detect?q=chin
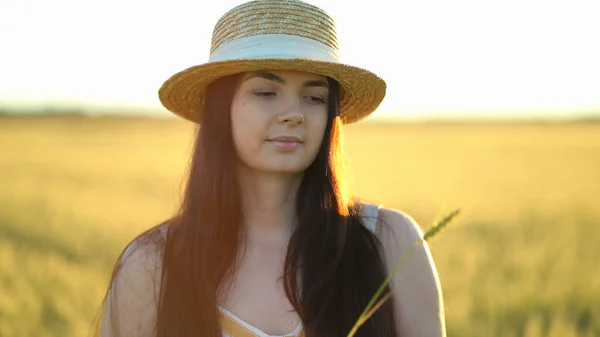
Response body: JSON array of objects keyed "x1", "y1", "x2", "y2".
[
  {"x1": 267, "y1": 165, "x2": 308, "y2": 175},
  {"x1": 240, "y1": 155, "x2": 317, "y2": 175},
  {"x1": 260, "y1": 160, "x2": 312, "y2": 174}
]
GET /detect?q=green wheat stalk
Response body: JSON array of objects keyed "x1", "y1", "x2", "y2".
[{"x1": 347, "y1": 208, "x2": 461, "y2": 337}]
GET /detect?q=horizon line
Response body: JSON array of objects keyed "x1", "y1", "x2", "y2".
[{"x1": 2, "y1": 107, "x2": 599, "y2": 124}]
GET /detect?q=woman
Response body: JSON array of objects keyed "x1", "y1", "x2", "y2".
[{"x1": 97, "y1": 0, "x2": 445, "y2": 336}]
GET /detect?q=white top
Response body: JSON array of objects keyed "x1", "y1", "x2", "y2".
[{"x1": 220, "y1": 305, "x2": 305, "y2": 337}]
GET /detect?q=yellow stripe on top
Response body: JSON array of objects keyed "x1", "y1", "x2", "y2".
[
  {"x1": 220, "y1": 310, "x2": 260, "y2": 337},
  {"x1": 219, "y1": 311, "x2": 305, "y2": 337}
]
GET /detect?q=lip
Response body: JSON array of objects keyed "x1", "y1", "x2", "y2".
[
  {"x1": 267, "y1": 136, "x2": 303, "y2": 151},
  {"x1": 267, "y1": 136, "x2": 303, "y2": 143}
]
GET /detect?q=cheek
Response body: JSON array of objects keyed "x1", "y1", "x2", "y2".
[
  {"x1": 307, "y1": 111, "x2": 328, "y2": 150},
  {"x1": 230, "y1": 98, "x2": 265, "y2": 161}
]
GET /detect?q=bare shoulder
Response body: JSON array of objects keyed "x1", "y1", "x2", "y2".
[
  {"x1": 100, "y1": 228, "x2": 166, "y2": 337},
  {"x1": 375, "y1": 207, "x2": 447, "y2": 337},
  {"x1": 118, "y1": 232, "x2": 165, "y2": 291},
  {"x1": 376, "y1": 207, "x2": 424, "y2": 250},
  {"x1": 375, "y1": 207, "x2": 432, "y2": 287}
]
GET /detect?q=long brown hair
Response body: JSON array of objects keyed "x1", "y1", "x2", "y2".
[{"x1": 94, "y1": 73, "x2": 398, "y2": 337}]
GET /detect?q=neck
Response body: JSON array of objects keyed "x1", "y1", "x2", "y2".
[{"x1": 237, "y1": 166, "x2": 303, "y2": 245}]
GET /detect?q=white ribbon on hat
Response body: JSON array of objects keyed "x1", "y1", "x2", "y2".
[{"x1": 208, "y1": 34, "x2": 340, "y2": 63}]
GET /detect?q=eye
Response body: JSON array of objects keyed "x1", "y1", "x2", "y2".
[
  {"x1": 253, "y1": 91, "x2": 276, "y2": 98},
  {"x1": 305, "y1": 95, "x2": 326, "y2": 104}
]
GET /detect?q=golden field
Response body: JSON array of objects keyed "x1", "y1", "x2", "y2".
[{"x1": 0, "y1": 115, "x2": 599, "y2": 337}]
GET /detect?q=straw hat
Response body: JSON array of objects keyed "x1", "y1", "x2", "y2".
[{"x1": 158, "y1": 0, "x2": 386, "y2": 124}]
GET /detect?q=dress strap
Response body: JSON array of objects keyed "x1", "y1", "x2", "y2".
[
  {"x1": 360, "y1": 202, "x2": 381, "y2": 234},
  {"x1": 219, "y1": 310, "x2": 305, "y2": 337}
]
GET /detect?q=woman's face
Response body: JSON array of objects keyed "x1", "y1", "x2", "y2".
[{"x1": 230, "y1": 70, "x2": 329, "y2": 174}]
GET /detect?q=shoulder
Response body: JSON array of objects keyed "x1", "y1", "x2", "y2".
[
  {"x1": 376, "y1": 207, "x2": 424, "y2": 248},
  {"x1": 119, "y1": 231, "x2": 165, "y2": 282},
  {"x1": 374, "y1": 206, "x2": 447, "y2": 336},
  {"x1": 100, "y1": 227, "x2": 166, "y2": 337},
  {"x1": 118, "y1": 224, "x2": 167, "y2": 281},
  {"x1": 357, "y1": 201, "x2": 423, "y2": 246},
  {"x1": 372, "y1": 206, "x2": 431, "y2": 284}
]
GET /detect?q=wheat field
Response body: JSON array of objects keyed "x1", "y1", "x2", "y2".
[{"x1": 1, "y1": 115, "x2": 599, "y2": 337}]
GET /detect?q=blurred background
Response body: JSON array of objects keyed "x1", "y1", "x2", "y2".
[{"x1": 1, "y1": 0, "x2": 599, "y2": 336}]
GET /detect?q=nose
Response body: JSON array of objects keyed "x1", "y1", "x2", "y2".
[
  {"x1": 278, "y1": 113, "x2": 304, "y2": 125},
  {"x1": 277, "y1": 100, "x2": 304, "y2": 126}
]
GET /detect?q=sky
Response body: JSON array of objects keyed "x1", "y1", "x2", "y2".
[{"x1": 1, "y1": 0, "x2": 599, "y2": 120}]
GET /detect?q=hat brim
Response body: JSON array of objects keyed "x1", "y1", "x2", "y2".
[{"x1": 158, "y1": 58, "x2": 386, "y2": 124}]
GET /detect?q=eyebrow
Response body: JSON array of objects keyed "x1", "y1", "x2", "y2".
[{"x1": 243, "y1": 71, "x2": 329, "y2": 88}]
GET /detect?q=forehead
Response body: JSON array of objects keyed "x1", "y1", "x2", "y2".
[{"x1": 241, "y1": 70, "x2": 327, "y2": 83}]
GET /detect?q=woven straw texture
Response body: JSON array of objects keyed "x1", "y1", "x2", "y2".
[
  {"x1": 158, "y1": 0, "x2": 386, "y2": 124},
  {"x1": 211, "y1": 0, "x2": 338, "y2": 53}
]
